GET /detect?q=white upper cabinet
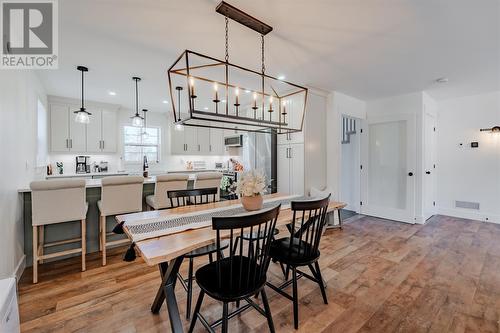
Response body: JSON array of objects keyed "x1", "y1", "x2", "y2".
[
  {"x1": 49, "y1": 98, "x2": 118, "y2": 153},
  {"x1": 101, "y1": 110, "x2": 117, "y2": 152},
  {"x1": 50, "y1": 104, "x2": 70, "y2": 152},
  {"x1": 170, "y1": 122, "x2": 227, "y2": 156},
  {"x1": 86, "y1": 108, "x2": 102, "y2": 153}
]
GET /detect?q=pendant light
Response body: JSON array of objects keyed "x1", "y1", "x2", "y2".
[
  {"x1": 74, "y1": 66, "x2": 91, "y2": 124},
  {"x1": 131, "y1": 77, "x2": 144, "y2": 127}
]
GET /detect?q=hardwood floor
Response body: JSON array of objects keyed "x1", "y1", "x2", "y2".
[{"x1": 18, "y1": 215, "x2": 500, "y2": 333}]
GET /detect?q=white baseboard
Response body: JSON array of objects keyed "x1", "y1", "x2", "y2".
[
  {"x1": 14, "y1": 255, "x2": 26, "y2": 282},
  {"x1": 437, "y1": 207, "x2": 500, "y2": 224}
]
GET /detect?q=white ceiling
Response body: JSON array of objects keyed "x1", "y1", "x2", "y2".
[{"x1": 37, "y1": 0, "x2": 500, "y2": 112}]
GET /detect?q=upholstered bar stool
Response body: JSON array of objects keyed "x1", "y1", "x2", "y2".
[
  {"x1": 98, "y1": 175, "x2": 144, "y2": 266},
  {"x1": 145, "y1": 174, "x2": 189, "y2": 210},
  {"x1": 30, "y1": 179, "x2": 88, "y2": 284},
  {"x1": 194, "y1": 172, "x2": 223, "y2": 201}
]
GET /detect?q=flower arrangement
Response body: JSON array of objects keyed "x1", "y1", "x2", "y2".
[{"x1": 236, "y1": 170, "x2": 267, "y2": 197}]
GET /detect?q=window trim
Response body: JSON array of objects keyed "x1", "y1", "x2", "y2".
[{"x1": 123, "y1": 125, "x2": 161, "y2": 165}]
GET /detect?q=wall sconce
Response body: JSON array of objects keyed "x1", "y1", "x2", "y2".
[{"x1": 480, "y1": 126, "x2": 500, "y2": 133}]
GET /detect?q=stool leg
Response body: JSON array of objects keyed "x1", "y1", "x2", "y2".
[
  {"x1": 98, "y1": 216, "x2": 102, "y2": 252},
  {"x1": 101, "y1": 215, "x2": 107, "y2": 266},
  {"x1": 81, "y1": 219, "x2": 86, "y2": 272},
  {"x1": 32, "y1": 226, "x2": 38, "y2": 284},
  {"x1": 39, "y1": 225, "x2": 44, "y2": 264}
]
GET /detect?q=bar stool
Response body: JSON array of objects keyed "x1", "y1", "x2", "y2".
[
  {"x1": 145, "y1": 174, "x2": 189, "y2": 210},
  {"x1": 98, "y1": 175, "x2": 144, "y2": 266},
  {"x1": 30, "y1": 179, "x2": 88, "y2": 284},
  {"x1": 194, "y1": 172, "x2": 223, "y2": 201}
]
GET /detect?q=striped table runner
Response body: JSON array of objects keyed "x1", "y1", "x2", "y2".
[{"x1": 124, "y1": 195, "x2": 303, "y2": 243}]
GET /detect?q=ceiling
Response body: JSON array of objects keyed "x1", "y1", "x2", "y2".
[{"x1": 37, "y1": 0, "x2": 500, "y2": 112}]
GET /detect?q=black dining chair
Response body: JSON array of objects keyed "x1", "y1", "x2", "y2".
[
  {"x1": 167, "y1": 187, "x2": 229, "y2": 320},
  {"x1": 188, "y1": 205, "x2": 281, "y2": 333},
  {"x1": 266, "y1": 195, "x2": 331, "y2": 329}
]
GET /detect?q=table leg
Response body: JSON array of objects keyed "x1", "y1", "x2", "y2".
[
  {"x1": 337, "y1": 209, "x2": 343, "y2": 229},
  {"x1": 151, "y1": 256, "x2": 185, "y2": 333}
]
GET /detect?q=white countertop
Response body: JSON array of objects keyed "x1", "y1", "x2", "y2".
[{"x1": 46, "y1": 171, "x2": 128, "y2": 179}]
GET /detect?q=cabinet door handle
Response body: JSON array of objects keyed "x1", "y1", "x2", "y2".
[
  {"x1": 69, "y1": 139, "x2": 72, "y2": 149},
  {"x1": 66, "y1": 139, "x2": 69, "y2": 148},
  {"x1": 209, "y1": 144, "x2": 212, "y2": 152},
  {"x1": 101, "y1": 140, "x2": 104, "y2": 150},
  {"x1": 198, "y1": 144, "x2": 200, "y2": 151},
  {"x1": 289, "y1": 147, "x2": 292, "y2": 159}
]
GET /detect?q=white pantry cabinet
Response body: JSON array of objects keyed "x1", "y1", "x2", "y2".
[{"x1": 277, "y1": 143, "x2": 304, "y2": 195}]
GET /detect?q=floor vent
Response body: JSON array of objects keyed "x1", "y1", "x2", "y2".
[{"x1": 455, "y1": 200, "x2": 480, "y2": 210}]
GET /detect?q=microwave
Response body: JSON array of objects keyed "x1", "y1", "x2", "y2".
[{"x1": 224, "y1": 135, "x2": 243, "y2": 147}]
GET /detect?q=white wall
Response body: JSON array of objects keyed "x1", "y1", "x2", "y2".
[
  {"x1": 326, "y1": 91, "x2": 366, "y2": 201},
  {"x1": 0, "y1": 71, "x2": 47, "y2": 279},
  {"x1": 437, "y1": 91, "x2": 500, "y2": 223}
]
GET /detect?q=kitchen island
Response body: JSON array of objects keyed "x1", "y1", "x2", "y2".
[{"x1": 19, "y1": 177, "x2": 157, "y2": 266}]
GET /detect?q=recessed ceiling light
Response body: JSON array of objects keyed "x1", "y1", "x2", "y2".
[
  {"x1": 204, "y1": 106, "x2": 209, "y2": 110},
  {"x1": 162, "y1": 100, "x2": 169, "y2": 104},
  {"x1": 436, "y1": 77, "x2": 449, "y2": 83},
  {"x1": 222, "y1": 99, "x2": 226, "y2": 103},
  {"x1": 245, "y1": 89, "x2": 251, "y2": 93},
  {"x1": 277, "y1": 75, "x2": 286, "y2": 80},
  {"x1": 108, "y1": 91, "x2": 116, "y2": 96}
]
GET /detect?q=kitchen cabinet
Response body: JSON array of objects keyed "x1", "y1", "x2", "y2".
[
  {"x1": 277, "y1": 143, "x2": 304, "y2": 195},
  {"x1": 209, "y1": 126, "x2": 225, "y2": 154},
  {"x1": 50, "y1": 103, "x2": 86, "y2": 152},
  {"x1": 50, "y1": 101, "x2": 117, "y2": 153},
  {"x1": 87, "y1": 109, "x2": 117, "y2": 153},
  {"x1": 170, "y1": 122, "x2": 226, "y2": 155}
]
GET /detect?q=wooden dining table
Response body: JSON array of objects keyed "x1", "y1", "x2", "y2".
[{"x1": 116, "y1": 193, "x2": 346, "y2": 333}]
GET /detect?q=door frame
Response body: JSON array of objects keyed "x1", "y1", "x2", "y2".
[
  {"x1": 339, "y1": 115, "x2": 361, "y2": 213},
  {"x1": 360, "y1": 113, "x2": 417, "y2": 224},
  {"x1": 423, "y1": 111, "x2": 437, "y2": 220}
]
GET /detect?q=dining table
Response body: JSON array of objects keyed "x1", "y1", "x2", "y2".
[{"x1": 116, "y1": 193, "x2": 347, "y2": 333}]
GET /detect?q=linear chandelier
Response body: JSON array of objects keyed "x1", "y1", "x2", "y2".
[{"x1": 167, "y1": 1, "x2": 308, "y2": 134}]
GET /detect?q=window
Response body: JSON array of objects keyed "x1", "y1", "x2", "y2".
[{"x1": 123, "y1": 126, "x2": 160, "y2": 163}]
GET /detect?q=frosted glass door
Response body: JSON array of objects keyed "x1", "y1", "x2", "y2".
[{"x1": 360, "y1": 114, "x2": 416, "y2": 223}]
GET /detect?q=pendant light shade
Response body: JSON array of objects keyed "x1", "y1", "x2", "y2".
[
  {"x1": 131, "y1": 77, "x2": 144, "y2": 127},
  {"x1": 74, "y1": 66, "x2": 91, "y2": 124}
]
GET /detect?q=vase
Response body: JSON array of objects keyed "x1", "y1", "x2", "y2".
[{"x1": 241, "y1": 194, "x2": 263, "y2": 211}]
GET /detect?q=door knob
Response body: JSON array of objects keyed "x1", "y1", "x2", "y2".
[
  {"x1": 425, "y1": 171, "x2": 431, "y2": 174},
  {"x1": 408, "y1": 172, "x2": 414, "y2": 176}
]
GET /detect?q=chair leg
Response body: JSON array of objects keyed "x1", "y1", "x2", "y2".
[
  {"x1": 81, "y1": 219, "x2": 86, "y2": 271},
  {"x1": 186, "y1": 257, "x2": 194, "y2": 320},
  {"x1": 292, "y1": 267, "x2": 299, "y2": 329},
  {"x1": 188, "y1": 290, "x2": 205, "y2": 333},
  {"x1": 101, "y1": 215, "x2": 107, "y2": 266},
  {"x1": 314, "y1": 261, "x2": 328, "y2": 304},
  {"x1": 261, "y1": 288, "x2": 275, "y2": 333},
  {"x1": 222, "y1": 302, "x2": 229, "y2": 333},
  {"x1": 32, "y1": 226, "x2": 38, "y2": 284}
]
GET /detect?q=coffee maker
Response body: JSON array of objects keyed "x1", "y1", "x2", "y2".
[{"x1": 75, "y1": 156, "x2": 90, "y2": 174}]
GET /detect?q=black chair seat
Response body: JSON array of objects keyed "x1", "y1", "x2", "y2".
[
  {"x1": 185, "y1": 241, "x2": 229, "y2": 258},
  {"x1": 270, "y1": 237, "x2": 320, "y2": 266},
  {"x1": 195, "y1": 256, "x2": 266, "y2": 301}
]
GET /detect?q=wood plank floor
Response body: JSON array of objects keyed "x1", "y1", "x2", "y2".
[{"x1": 18, "y1": 215, "x2": 500, "y2": 333}]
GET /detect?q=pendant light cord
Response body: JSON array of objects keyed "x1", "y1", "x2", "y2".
[
  {"x1": 135, "y1": 78, "x2": 139, "y2": 116},
  {"x1": 261, "y1": 34, "x2": 265, "y2": 75},
  {"x1": 81, "y1": 69, "x2": 85, "y2": 109}
]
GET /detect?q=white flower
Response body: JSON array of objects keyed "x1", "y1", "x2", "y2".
[{"x1": 236, "y1": 170, "x2": 267, "y2": 197}]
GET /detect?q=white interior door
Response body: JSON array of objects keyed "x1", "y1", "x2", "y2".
[
  {"x1": 423, "y1": 112, "x2": 437, "y2": 220},
  {"x1": 360, "y1": 114, "x2": 417, "y2": 223}
]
